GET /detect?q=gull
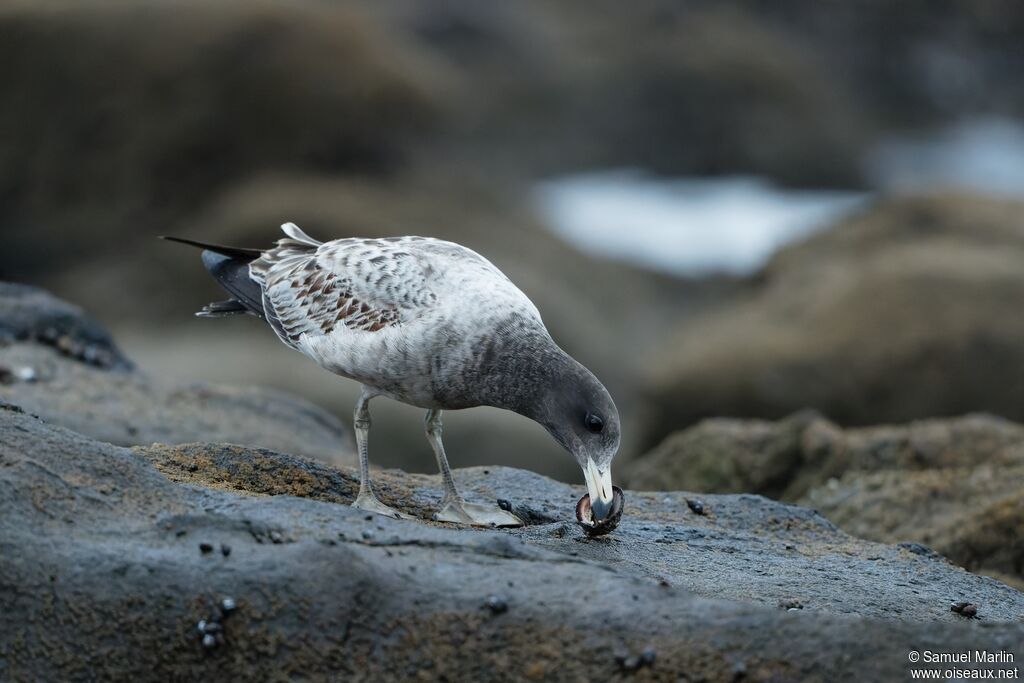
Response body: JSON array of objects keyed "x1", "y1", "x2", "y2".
[{"x1": 164, "y1": 223, "x2": 620, "y2": 527}]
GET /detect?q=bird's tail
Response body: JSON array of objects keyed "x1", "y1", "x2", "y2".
[
  {"x1": 160, "y1": 236, "x2": 266, "y2": 319},
  {"x1": 196, "y1": 299, "x2": 250, "y2": 318},
  {"x1": 160, "y1": 235, "x2": 263, "y2": 260}
]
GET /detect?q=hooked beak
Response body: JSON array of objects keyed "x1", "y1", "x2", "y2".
[{"x1": 583, "y1": 458, "x2": 614, "y2": 522}]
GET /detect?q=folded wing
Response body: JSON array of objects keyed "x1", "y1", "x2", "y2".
[{"x1": 250, "y1": 229, "x2": 439, "y2": 349}]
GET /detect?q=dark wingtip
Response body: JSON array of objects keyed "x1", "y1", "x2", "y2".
[
  {"x1": 160, "y1": 235, "x2": 205, "y2": 248},
  {"x1": 159, "y1": 235, "x2": 263, "y2": 259}
]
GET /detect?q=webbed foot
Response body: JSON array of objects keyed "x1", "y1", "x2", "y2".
[
  {"x1": 434, "y1": 499, "x2": 523, "y2": 527},
  {"x1": 352, "y1": 491, "x2": 414, "y2": 521}
]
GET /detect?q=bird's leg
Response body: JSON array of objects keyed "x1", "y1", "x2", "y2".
[
  {"x1": 425, "y1": 409, "x2": 523, "y2": 527},
  {"x1": 351, "y1": 389, "x2": 411, "y2": 520}
]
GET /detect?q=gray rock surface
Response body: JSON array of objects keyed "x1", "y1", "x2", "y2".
[
  {"x1": 628, "y1": 411, "x2": 1024, "y2": 590},
  {"x1": 2, "y1": 403, "x2": 1023, "y2": 682},
  {"x1": 0, "y1": 283, "x2": 353, "y2": 464}
]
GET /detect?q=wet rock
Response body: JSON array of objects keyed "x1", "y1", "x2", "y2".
[
  {"x1": 0, "y1": 283, "x2": 130, "y2": 370},
  {"x1": 631, "y1": 412, "x2": 1024, "y2": 589},
  {"x1": 0, "y1": 283, "x2": 353, "y2": 464},
  {"x1": 3, "y1": 407, "x2": 1024, "y2": 681}
]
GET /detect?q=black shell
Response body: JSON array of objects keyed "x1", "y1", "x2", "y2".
[{"x1": 575, "y1": 486, "x2": 625, "y2": 537}]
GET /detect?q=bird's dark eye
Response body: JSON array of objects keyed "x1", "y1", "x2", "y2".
[{"x1": 584, "y1": 412, "x2": 604, "y2": 433}]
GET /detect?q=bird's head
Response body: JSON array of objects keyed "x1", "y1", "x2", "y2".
[{"x1": 534, "y1": 358, "x2": 620, "y2": 522}]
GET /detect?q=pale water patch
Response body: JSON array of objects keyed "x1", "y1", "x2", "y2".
[
  {"x1": 535, "y1": 118, "x2": 1024, "y2": 277},
  {"x1": 534, "y1": 171, "x2": 866, "y2": 277}
]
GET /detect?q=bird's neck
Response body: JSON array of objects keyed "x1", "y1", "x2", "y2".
[{"x1": 457, "y1": 322, "x2": 574, "y2": 419}]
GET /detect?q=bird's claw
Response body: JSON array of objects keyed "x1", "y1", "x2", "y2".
[
  {"x1": 434, "y1": 499, "x2": 524, "y2": 528},
  {"x1": 352, "y1": 492, "x2": 414, "y2": 520}
]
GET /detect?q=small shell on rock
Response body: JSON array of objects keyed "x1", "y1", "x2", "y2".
[
  {"x1": 575, "y1": 486, "x2": 625, "y2": 537},
  {"x1": 951, "y1": 601, "x2": 978, "y2": 618},
  {"x1": 484, "y1": 595, "x2": 508, "y2": 614},
  {"x1": 685, "y1": 498, "x2": 706, "y2": 516},
  {"x1": 201, "y1": 621, "x2": 222, "y2": 634}
]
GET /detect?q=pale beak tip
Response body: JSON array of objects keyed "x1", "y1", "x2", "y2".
[
  {"x1": 583, "y1": 457, "x2": 615, "y2": 521},
  {"x1": 590, "y1": 496, "x2": 614, "y2": 522}
]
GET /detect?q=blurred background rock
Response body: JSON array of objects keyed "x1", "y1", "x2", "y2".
[{"x1": 3, "y1": 0, "x2": 1024, "y2": 482}]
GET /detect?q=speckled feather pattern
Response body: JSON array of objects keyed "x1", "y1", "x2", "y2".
[{"x1": 248, "y1": 227, "x2": 549, "y2": 409}]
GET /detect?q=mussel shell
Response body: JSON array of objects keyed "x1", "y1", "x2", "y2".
[{"x1": 575, "y1": 486, "x2": 625, "y2": 537}]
